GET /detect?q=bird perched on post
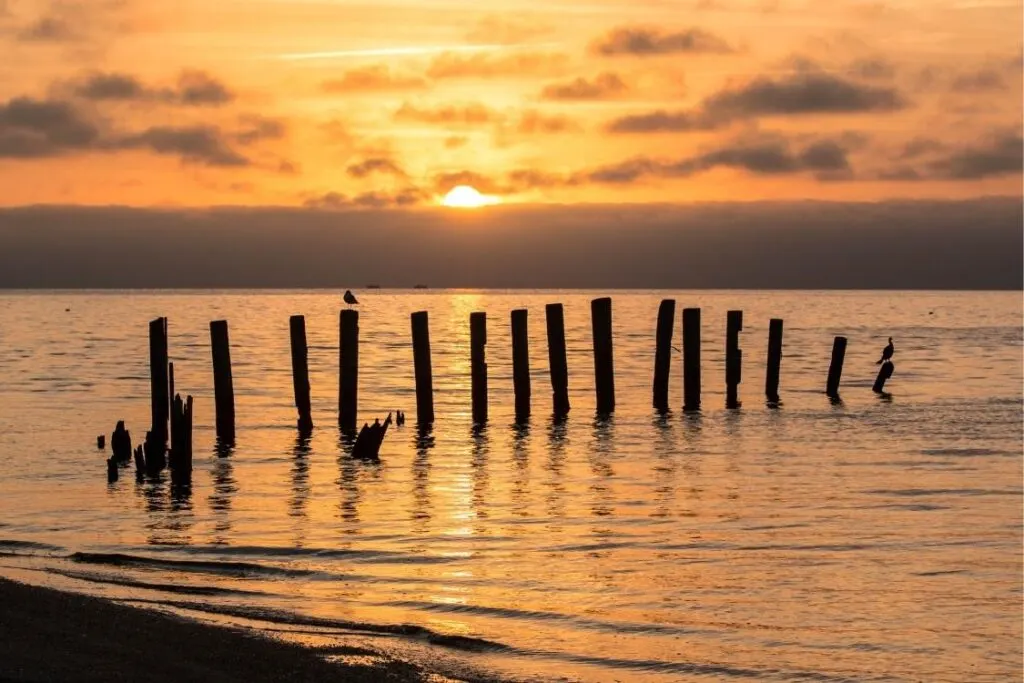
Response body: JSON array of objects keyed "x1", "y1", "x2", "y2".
[
  {"x1": 343, "y1": 290, "x2": 358, "y2": 305},
  {"x1": 876, "y1": 337, "x2": 894, "y2": 365}
]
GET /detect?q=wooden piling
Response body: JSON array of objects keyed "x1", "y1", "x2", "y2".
[
  {"x1": 107, "y1": 458, "x2": 118, "y2": 483},
  {"x1": 726, "y1": 310, "x2": 743, "y2": 409},
  {"x1": 682, "y1": 308, "x2": 701, "y2": 412},
  {"x1": 766, "y1": 318, "x2": 784, "y2": 403},
  {"x1": 339, "y1": 310, "x2": 359, "y2": 432},
  {"x1": 511, "y1": 309, "x2": 531, "y2": 423},
  {"x1": 148, "y1": 317, "x2": 169, "y2": 445},
  {"x1": 168, "y1": 361, "x2": 176, "y2": 454},
  {"x1": 289, "y1": 315, "x2": 313, "y2": 431},
  {"x1": 545, "y1": 303, "x2": 570, "y2": 418},
  {"x1": 470, "y1": 312, "x2": 488, "y2": 425},
  {"x1": 169, "y1": 393, "x2": 194, "y2": 486},
  {"x1": 653, "y1": 299, "x2": 675, "y2": 413},
  {"x1": 592, "y1": 297, "x2": 615, "y2": 415},
  {"x1": 826, "y1": 336, "x2": 848, "y2": 398},
  {"x1": 411, "y1": 311, "x2": 434, "y2": 425},
  {"x1": 873, "y1": 362, "x2": 894, "y2": 393},
  {"x1": 209, "y1": 320, "x2": 236, "y2": 443},
  {"x1": 97, "y1": 435, "x2": 105, "y2": 450}
]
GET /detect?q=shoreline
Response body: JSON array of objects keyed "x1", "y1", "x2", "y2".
[{"x1": 0, "y1": 577, "x2": 461, "y2": 682}]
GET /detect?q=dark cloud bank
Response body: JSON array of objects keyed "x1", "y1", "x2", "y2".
[{"x1": 0, "y1": 198, "x2": 1019, "y2": 289}]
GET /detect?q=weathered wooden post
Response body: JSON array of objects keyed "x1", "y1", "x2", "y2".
[
  {"x1": 96, "y1": 435, "x2": 105, "y2": 450},
  {"x1": 873, "y1": 362, "x2": 895, "y2": 393},
  {"x1": 766, "y1": 318, "x2": 783, "y2": 403},
  {"x1": 209, "y1": 320, "x2": 236, "y2": 443},
  {"x1": 149, "y1": 317, "x2": 169, "y2": 445},
  {"x1": 545, "y1": 303, "x2": 570, "y2": 418},
  {"x1": 470, "y1": 312, "x2": 488, "y2": 425},
  {"x1": 106, "y1": 457, "x2": 118, "y2": 483},
  {"x1": 682, "y1": 308, "x2": 701, "y2": 411},
  {"x1": 339, "y1": 310, "x2": 359, "y2": 432},
  {"x1": 592, "y1": 297, "x2": 615, "y2": 415},
  {"x1": 168, "y1": 361, "x2": 176, "y2": 454},
  {"x1": 169, "y1": 393, "x2": 194, "y2": 486},
  {"x1": 289, "y1": 315, "x2": 313, "y2": 431},
  {"x1": 411, "y1": 311, "x2": 434, "y2": 425},
  {"x1": 511, "y1": 309, "x2": 531, "y2": 423},
  {"x1": 826, "y1": 336, "x2": 847, "y2": 399},
  {"x1": 653, "y1": 299, "x2": 675, "y2": 413},
  {"x1": 726, "y1": 310, "x2": 743, "y2": 409}
]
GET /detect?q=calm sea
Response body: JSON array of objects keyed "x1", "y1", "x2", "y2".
[{"x1": 0, "y1": 290, "x2": 1020, "y2": 682}]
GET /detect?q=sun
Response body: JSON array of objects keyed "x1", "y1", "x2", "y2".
[{"x1": 441, "y1": 185, "x2": 500, "y2": 209}]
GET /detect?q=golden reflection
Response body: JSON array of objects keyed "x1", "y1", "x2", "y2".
[
  {"x1": 411, "y1": 426, "x2": 434, "y2": 533},
  {"x1": 471, "y1": 427, "x2": 489, "y2": 531},
  {"x1": 511, "y1": 423, "x2": 530, "y2": 519},
  {"x1": 545, "y1": 417, "x2": 568, "y2": 526}
]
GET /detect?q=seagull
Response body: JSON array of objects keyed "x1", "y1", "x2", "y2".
[
  {"x1": 876, "y1": 337, "x2": 894, "y2": 365},
  {"x1": 343, "y1": 290, "x2": 358, "y2": 305}
]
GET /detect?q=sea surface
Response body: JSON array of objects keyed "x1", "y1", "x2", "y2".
[{"x1": 0, "y1": 290, "x2": 1020, "y2": 682}]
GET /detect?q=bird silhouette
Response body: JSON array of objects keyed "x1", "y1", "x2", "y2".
[
  {"x1": 876, "y1": 337, "x2": 894, "y2": 365},
  {"x1": 343, "y1": 290, "x2": 358, "y2": 305}
]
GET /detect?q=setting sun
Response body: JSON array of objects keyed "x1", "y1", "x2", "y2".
[{"x1": 441, "y1": 185, "x2": 499, "y2": 209}]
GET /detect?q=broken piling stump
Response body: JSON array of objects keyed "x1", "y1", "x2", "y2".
[
  {"x1": 411, "y1": 312, "x2": 434, "y2": 425},
  {"x1": 766, "y1": 318, "x2": 784, "y2": 404},
  {"x1": 682, "y1": 308, "x2": 701, "y2": 412},
  {"x1": 545, "y1": 303, "x2": 570, "y2": 418},
  {"x1": 726, "y1": 310, "x2": 743, "y2": 409},
  {"x1": 826, "y1": 336, "x2": 848, "y2": 399},
  {"x1": 339, "y1": 310, "x2": 359, "y2": 432},
  {"x1": 111, "y1": 421, "x2": 132, "y2": 463},
  {"x1": 96, "y1": 435, "x2": 105, "y2": 450},
  {"x1": 352, "y1": 414, "x2": 392, "y2": 459},
  {"x1": 512, "y1": 309, "x2": 531, "y2": 423},
  {"x1": 209, "y1": 320, "x2": 235, "y2": 444},
  {"x1": 169, "y1": 394, "x2": 194, "y2": 486},
  {"x1": 592, "y1": 297, "x2": 615, "y2": 415},
  {"x1": 873, "y1": 362, "x2": 895, "y2": 393},
  {"x1": 653, "y1": 299, "x2": 675, "y2": 413},
  {"x1": 289, "y1": 315, "x2": 314, "y2": 431},
  {"x1": 470, "y1": 312, "x2": 488, "y2": 425},
  {"x1": 107, "y1": 458, "x2": 118, "y2": 483}
]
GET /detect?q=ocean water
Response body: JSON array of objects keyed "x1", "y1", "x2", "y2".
[{"x1": 0, "y1": 290, "x2": 1020, "y2": 682}]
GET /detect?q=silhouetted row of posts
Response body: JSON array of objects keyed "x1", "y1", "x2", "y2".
[{"x1": 142, "y1": 299, "x2": 895, "y2": 448}]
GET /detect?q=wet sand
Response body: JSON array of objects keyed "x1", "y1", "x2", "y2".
[{"x1": 0, "y1": 578, "x2": 437, "y2": 682}]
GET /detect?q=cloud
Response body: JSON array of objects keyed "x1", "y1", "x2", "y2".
[
  {"x1": 586, "y1": 133, "x2": 854, "y2": 182},
  {"x1": 394, "y1": 102, "x2": 499, "y2": 125},
  {"x1": 514, "y1": 110, "x2": 580, "y2": 134},
  {"x1": 304, "y1": 188, "x2": 427, "y2": 209},
  {"x1": 0, "y1": 97, "x2": 100, "y2": 157},
  {"x1": 433, "y1": 170, "x2": 506, "y2": 195},
  {"x1": 927, "y1": 133, "x2": 1022, "y2": 180},
  {"x1": 540, "y1": 72, "x2": 628, "y2": 100},
  {"x1": 234, "y1": 115, "x2": 287, "y2": 144},
  {"x1": 899, "y1": 137, "x2": 945, "y2": 159},
  {"x1": 591, "y1": 27, "x2": 733, "y2": 56},
  {"x1": 608, "y1": 109, "x2": 719, "y2": 133},
  {"x1": 608, "y1": 69, "x2": 905, "y2": 133},
  {"x1": 70, "y1": 70, "x2": 234, "y2": 106},
  {"x1": 114, "y1": 126, "x2": 250, "y2": 167},
  {"x1": 426, "y1": 51, "x2": 568, "y2": 78},
  {"x1": 850, "y1": 57, "x2": 896, "y2": 80},
  {"x1": 346, "y1": 157, "x2": 407, "y2": 179},
  {"x1": 176, "y1": 70, "x2": 233, "y2": 105},
  {"x1": 950, "y1": 68, "x2": 1006, "y2": 93},
  {"x1": 322, "y1": 65, "x2": 427, "y2": 93},
  {"x1": 18, "y1": 15, "x2": 76, "y2": 41}
]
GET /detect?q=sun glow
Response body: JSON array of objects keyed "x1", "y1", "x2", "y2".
[{"x1": 441, "y1": 185, "x2": 500, "y2": 209}]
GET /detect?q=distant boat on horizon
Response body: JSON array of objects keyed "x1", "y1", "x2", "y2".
[
  {"x1": 367, "y1": 284, "x2": 381, "y2": 289},
  {"x1": 414, "y1": 284, "x2": 429, "y2": 290}
]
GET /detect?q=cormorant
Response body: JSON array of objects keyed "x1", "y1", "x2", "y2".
[{"x1": 876, "y1": 337, "x2": 894, "y2": 365}]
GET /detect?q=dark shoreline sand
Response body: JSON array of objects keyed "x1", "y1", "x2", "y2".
[{"x1": 0, "y1": 577, "x2": 447, "y2": 682}]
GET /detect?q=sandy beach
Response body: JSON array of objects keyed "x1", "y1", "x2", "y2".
[{"x1": 0, "y1": 578, "x2": 439, "y2": 682}]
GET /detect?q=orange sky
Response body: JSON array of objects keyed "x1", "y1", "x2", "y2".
[{"x1": 0, "y1": 0, "x2": 1020, "y2": 207}]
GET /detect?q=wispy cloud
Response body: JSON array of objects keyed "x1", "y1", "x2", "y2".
[{"x1": 277, "y1": 42, "x2": 556, "y2": 61}]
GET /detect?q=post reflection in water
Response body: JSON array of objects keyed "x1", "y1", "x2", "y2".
[
  {"x1": 208, "y1": 443, "x2": 236, "y2": 545},
  {"x1": 545, "y1": 417, "x2": 568, "y2": 525},
  {"x1": 510, "y1": 422, "x2": 530, "y2": 520},
  {"x1": 589, "y1": 416, "x2": 615, "y2": 519},
  {"x1": 290, "y1": 430, "x2": 311, "y2": 545},
  {"x1": 411, "y1": 425, "x2": 434, "y2": 533},
  {"x1": 136, "y1": 471, "x2": 195, "y2": 546},
  {"x1": 652, "y1": 412, "x2": 677, "y2": 520},
  {"x1": 337, "y1": 429, "x2": 362, "y2": 531},
  {"x1": 470, "y1": 426, "x2": 490, "y2": 527}
]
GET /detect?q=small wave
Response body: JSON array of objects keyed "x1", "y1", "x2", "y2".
[
  {"x1": 921, "y1": 447, "x2": 1009, "y2": 457},
  {"x1": 0, "y1": 539, "x2": 63, "y2": 556},
  {"x1": 47, "y1": 568, "x2": 266, "y2": 597},
  {"x1": 138, "y1": 544, "x2": 460, "y2": 566},
  {"x1": 864, "y1": 488, "x2": 1021, "y2": 497},
  {"x1": 70, "y1": 552, "x2": 322, "y2": 578},
  {"x1": 383, "y1": 600, "x2": 709, "y2": 637},
  {"x1": 129, "y1": 599, "x2": 510, "y2": 652}
]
